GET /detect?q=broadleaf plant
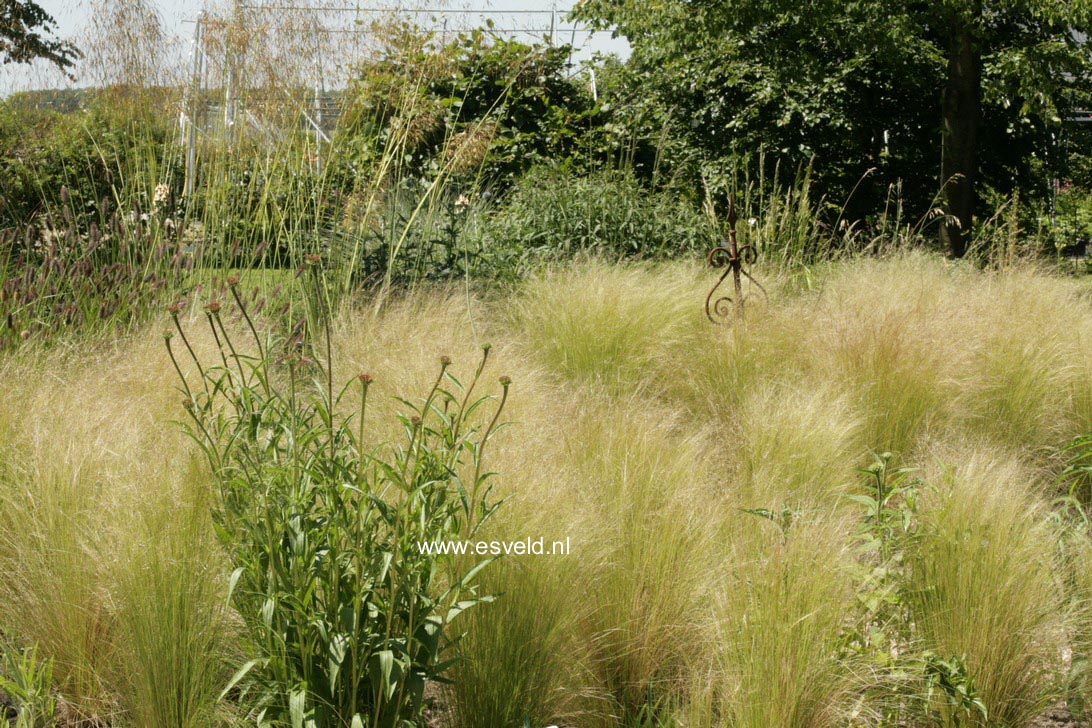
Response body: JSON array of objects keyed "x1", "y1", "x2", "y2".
[{"x1": 167, "y1": 285, "x2": 510, "y2": 727}]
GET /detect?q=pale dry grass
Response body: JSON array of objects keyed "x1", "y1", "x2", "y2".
[
  {"x1": 0, "y1": 254, "x2": 1090, "y2": 726},
  {"x1": 0, "y1": 320, "x2": 235, "y2": 725},
  {"x1": 907, "y1": 444, "x2": 1070, "y2": 726}
]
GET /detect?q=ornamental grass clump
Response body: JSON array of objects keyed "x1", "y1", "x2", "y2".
[
  {"x1": 905, "y1": 450, "x2": 1067, "y2": 726},
  {"x1": 168, "y1": 293, "x2": 511, "y2": 728}
]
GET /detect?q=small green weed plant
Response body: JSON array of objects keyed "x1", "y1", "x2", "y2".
[{"x1": 0, "y1": 641, "x2": 56, "y2": 728}]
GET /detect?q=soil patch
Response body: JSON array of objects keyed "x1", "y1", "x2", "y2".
[{"x1": 1031, "y1": 703, "x2": 1091, "y2": 728}]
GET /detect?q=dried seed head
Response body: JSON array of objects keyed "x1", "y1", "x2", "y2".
[
  {"x1": 440, "y1": 354, "x2": 452, "y2": 367},
  {"x1": 305, "y1": 254, "x2": 322, "y2": 264},
  {"x1": 410, "y1": 415, "x2": 422, "y2": 426},
  {"x1": 204, "y1": 301, "x2": 221, "y2": 314},
  {"x1": 163, "y1": 330, "x2": 174, "y2": 340},
  {"x1": 226, "y1": 275, "x2": 241, "y2": 287},
  {"x1": 20, "y1": 330, "x2": 30, "y2": 340},
  {"x1": 358, "y1": 373, "x2": 374, "y2": 385},
  {"x1": 182, "y1": 397, "x2": 195, "y2": 410},
  {"x1": 167, "y1": 301, "x2": 184, "y2": 314},
  {"x1": 482, "y1": 342, "x2": 492, "y2": 353},
  {"x1": 499, "y1": 375, "x2": 512, "y2": 387}
]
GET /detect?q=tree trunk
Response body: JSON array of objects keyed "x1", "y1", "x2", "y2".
[{"x1": 939, "y1": 20, "x2": 980, "y2": 258}]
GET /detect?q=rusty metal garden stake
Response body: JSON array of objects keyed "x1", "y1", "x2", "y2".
[{"x1": 705, "y1": 199, "x2": 766, "y2": 324}]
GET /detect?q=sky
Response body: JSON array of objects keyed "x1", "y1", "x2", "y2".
[{"x1": 1, "y1": 0, "x2": 628, "y2": 94}]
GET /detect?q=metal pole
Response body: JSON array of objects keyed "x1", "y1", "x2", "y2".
[
  {"x1": 314, "y1": 84, "x2": 322, "y2": 175},
  {"x1": 725, "y1": 202, "x2": 744, "y2": 318},
  {"x1": 224, "y1": 72, "x2": 232, "y2": 136},
  {"x1": 226, "y1": 0, "x2": 242, "y2": 135},
  {"x1": 184, "y1": 14, "x2": 203, "y2": 199}
]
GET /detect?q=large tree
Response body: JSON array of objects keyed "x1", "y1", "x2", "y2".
[
  {"x1": 1, "y1": 0, "x2": 79, "y2": 74},
  {"x1": 576, "y1": 0, "x2": 1092, "y2": 256}
]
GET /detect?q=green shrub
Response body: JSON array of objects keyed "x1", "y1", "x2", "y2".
[
  {"x1": 329, "y1": 28, "x2": 612, "y2": 285},
  {"x1": 0, "y1": 91, "x2": 180, "y2": 235},
  {"x1": 341, "y1": 28, "x2": 603, "y2": 192},
  {"x1": 474, "y1": 166, "x2": 711, "y2": 264},
  {"x1": 354, "y1": 184, "x2": 516, "y2": 284},
  {"x1": 1050, "y1": 182, "x2": 1092, "y2": 252}
]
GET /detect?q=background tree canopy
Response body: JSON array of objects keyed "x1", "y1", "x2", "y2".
[
  {"x1": 576, "y1": 0, "x2": 1092, "y2": 256},
  {"x1": 0, "y1": 0, "x2": 79, "y2": 73}
]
